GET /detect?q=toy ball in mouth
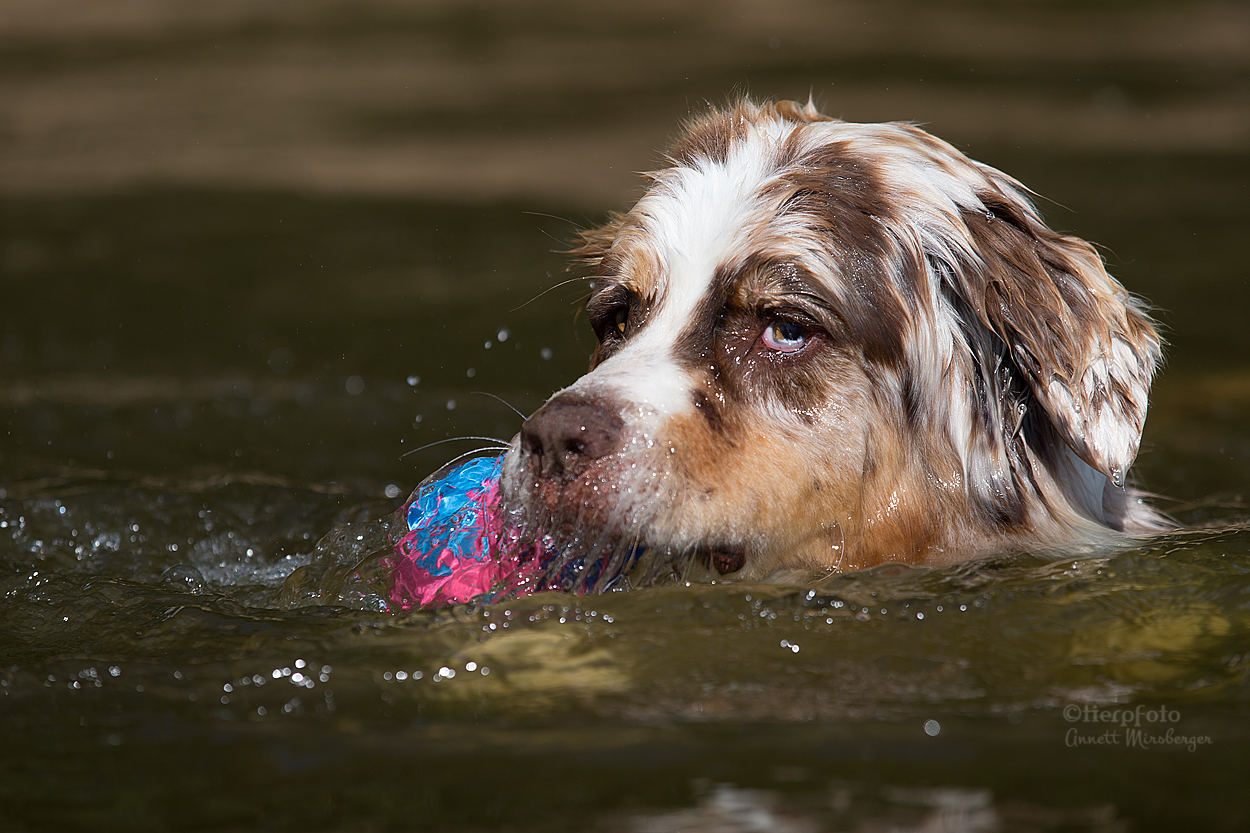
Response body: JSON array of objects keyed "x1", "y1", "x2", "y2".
[
  {"x1": 388, "y1": 455, "x2": 548, "y2": 610},
  {"x1": 388, "y1": 454, "x2": 660, "y2": 611}
]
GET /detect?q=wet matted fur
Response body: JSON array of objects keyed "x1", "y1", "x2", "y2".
[{"x1": 500, "y1": 99, "x2": 1164, "y2": 580}]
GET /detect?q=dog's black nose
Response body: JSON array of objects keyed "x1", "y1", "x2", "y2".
[{"x1": 520, "y1": 397, "x2": 623, "y2": 481}]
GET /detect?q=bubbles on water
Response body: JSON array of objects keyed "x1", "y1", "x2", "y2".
[
  {"x1": 278, "y1": 520, "x2": 394, "y2": 611},
  {"x1": 161, "y1": 564, "x2": 207, "y2": 594}
]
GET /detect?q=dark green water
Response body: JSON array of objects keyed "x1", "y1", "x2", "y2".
[{"x1": 3, "y1": 4, "x2": 1249, "y2": 831}]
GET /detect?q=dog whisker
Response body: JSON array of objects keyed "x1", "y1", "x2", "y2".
[
  {"x1": 421, "y1": 446, "x2": 510, "y2": 472},
  {"x1": 509, "y1": 275, "x2": 593, "y2": 313},
  {"x1": 468, "y1": 390, "x2": 530, "y2": 421},
  {"x1": 400, "y1": 435, "x2": 510, "y2": 460}
]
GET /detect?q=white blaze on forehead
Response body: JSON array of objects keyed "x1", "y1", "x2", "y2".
[{"x1": 574, "y1": 120, "x2": 797, "y2": 416}]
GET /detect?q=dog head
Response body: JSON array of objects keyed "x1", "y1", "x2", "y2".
[{"x1": 500, "y1": 99, "x2": 1162, "y2": 578}]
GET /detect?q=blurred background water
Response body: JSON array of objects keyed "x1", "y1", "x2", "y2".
[{"x1": 1, "y1": 1, "x2": 1248, "y2": 830}]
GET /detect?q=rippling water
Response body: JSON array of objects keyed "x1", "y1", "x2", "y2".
[{"x1": 3, "y1": 2, "x2": 1249, "y2": 830}]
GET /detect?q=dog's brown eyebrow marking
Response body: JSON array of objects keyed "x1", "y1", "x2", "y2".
[
  {"x1": 770, "y1": 142, "x2": 920, "y2": 370},
  {"x1": 737, "y1": 259, "x2": 842, "y2": 319},
  {"x1": 589, "y1": 244, "x2": 663, "y2": 307}
]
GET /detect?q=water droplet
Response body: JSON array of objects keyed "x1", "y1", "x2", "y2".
[
  {"x1": 406, "y1": 375, "x2": 421, "y2": 387},
  {"x1": 924, "y1": 719, "x2": 941, "y2": 736},
  {"x1": 345, "y1": 375, "x2": 365, "y2": 395}
]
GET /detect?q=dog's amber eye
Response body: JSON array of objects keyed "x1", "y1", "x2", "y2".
[
  {"x1": 612, "y1": 307, "x2": 628, "y2": 335},
  {"x1": 761, "y1": 320, "x2": 808, "y2": 353}
]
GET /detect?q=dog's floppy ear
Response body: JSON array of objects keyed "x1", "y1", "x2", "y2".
[{"x1": 952, "y1": 185, "x2": 1161, "y2": 486}]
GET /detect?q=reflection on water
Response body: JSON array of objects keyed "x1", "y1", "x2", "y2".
[
  {"x1": 2, "y1": 1, "x2": 1248, "y2": 830},
  {"x1": 608, "y1": 781, "x2": 1121, "y2": 833}
]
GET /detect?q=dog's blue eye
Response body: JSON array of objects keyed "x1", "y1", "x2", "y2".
[{"x1": 761, "y1": 320, "x2": 807, "y2": 353}]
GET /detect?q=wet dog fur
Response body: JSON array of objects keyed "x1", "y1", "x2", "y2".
[{"x1": 500, "y1": 99, "x2": 1165, "y2": 580}]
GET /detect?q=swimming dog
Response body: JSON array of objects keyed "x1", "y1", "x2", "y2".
[{"x1": 500, "y1": 99, "x2": 1164, "y2": 579}]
